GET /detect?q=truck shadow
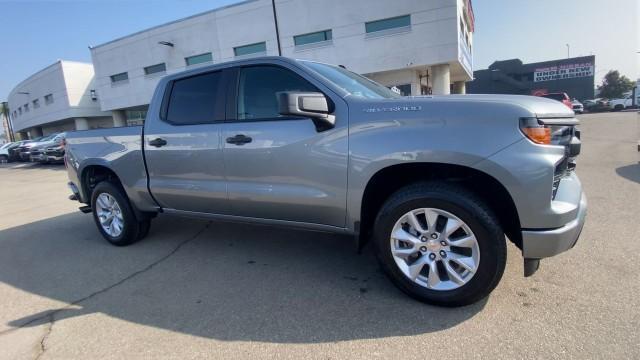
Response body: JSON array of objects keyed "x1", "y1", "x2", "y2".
[
  {"x1": 615, "y1": 163, "x2": 640, "y2": 184},
  {"x1": 0, "y1": 212, "x2": 484, "y2": 343}
]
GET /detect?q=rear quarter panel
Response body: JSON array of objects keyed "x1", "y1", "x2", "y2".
[{"x1": 65, "y1": 126, "x2": 157, "y2": 211}]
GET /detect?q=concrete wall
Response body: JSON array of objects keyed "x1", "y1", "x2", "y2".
[
  {"x1": 90, "y1": 0, "x2": 470, "y2": 111},
  {"x1": 8, "y1": 61, "x2": 111, "y2": 133}
]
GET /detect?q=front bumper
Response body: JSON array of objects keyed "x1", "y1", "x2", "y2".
[{"x1": 522, "y1": 192, "x2": 587, "y2": 259}]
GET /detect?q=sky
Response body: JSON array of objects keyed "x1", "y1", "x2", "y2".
[{"x1": 0, "y1": 0, "x2": 638, "y2": 101}]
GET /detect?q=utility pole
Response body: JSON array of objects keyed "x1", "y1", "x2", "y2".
[
  {"x1": 566, "y1": 44, "x2": 570, "y2": 58},
  {"x1": 271, "y1": 0, "x2": 282, "y2": 56}
]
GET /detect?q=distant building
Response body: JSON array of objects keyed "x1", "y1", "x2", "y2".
[
  {"x1": 467, "y1": 55, "x2": 595, "y2": 101},
  {"x1": 89, "y1": 0, "x2": 475, "y2": 125},
  {"x1": 7, "y1": 0, "x2": 476, "y2": 133},
  {"x1": 8, "y1": 61, "x2": 112, "y2": 139}
]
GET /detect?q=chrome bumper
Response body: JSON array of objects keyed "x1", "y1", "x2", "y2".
[{"x1": 522, "y1": 193, "x2": 587, "y2": 259}]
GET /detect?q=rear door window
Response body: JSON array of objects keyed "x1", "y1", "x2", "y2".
[{"x1": 165, "y1": 71, "x2": 224, "y2": 125}]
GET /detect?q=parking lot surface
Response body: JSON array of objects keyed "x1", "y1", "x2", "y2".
[{"x1": 0, "y1": 111, "x2": 638, "y2": 359}]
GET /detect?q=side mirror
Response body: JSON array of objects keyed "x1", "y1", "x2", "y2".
[{"x1": 278, "y1": 92, "x2": 335, "y2": 130}]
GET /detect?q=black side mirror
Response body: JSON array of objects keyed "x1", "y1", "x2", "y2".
[{"x1": 278, "y1": 92, "x2": 335, "y2": 131}]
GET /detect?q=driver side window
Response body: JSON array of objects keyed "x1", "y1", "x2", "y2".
[{"x1": 237, "y1": 66, "x2": 318, "y2": 120}]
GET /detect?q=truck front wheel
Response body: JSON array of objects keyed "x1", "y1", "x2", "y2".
[
  {"x1": 91, "y1": 181, "x2": 151, "y2": 246},
  {"x1": 373, "y1": 182, "x2": 506, "y2": 307}
]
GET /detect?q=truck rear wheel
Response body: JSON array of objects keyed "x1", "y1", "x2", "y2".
[
  {"x1": 91, "y1": 181, "x2": 151, "y2": 246},
  {"x1": 373, "y1": 182, "x2": 506, "y2": 307}
]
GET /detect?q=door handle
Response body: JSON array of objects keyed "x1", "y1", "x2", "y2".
[
  {"x1": 149, "y1": 138, "x2": 167, "y2": 147},
  {"x1": 226, "y1": 134, "x2": 252, "y2": 145}
]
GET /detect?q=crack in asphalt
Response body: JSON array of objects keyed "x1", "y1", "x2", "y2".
[
  {"x1": 0, "y1": 221, "x2": 211, "y2": 348},
  {"x1": 34, "y1": 314, "x2": 54, "y2": 360}
]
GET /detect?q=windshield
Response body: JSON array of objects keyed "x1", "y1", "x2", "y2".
[
  {"x1": 38, "y1": 134, "x2": 57, "y2": 142},
  {"x1": 301, "y1": 61, "x2": 401, "y2": 99}
]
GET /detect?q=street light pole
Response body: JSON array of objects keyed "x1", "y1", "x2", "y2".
[
  {"x1": 271, "y1": 0, "x2": 282, "y2": 56},
  {"x1": 566, "y1": 44, "x2": 570, "y2": 58}
]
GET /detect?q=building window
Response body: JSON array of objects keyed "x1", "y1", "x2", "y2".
[
  {"x1": 110, "y1": 72, "x2": 129, "y2": 84},
  {"x1": 44, "y1": 94, "x2": 54, "y2": 105},
  {"x1": 185, "y1": 53, "x2": 212, "y2": 66},
  {"x1": 294, "y1": 30, "x2": 332, "y2": 46},
  {"x1": 24, "y1": 104, "x2": 29, "y2": 113},
  {"x1": 33, "y1": 99, "x2": 40, "y2": 109},
  {"x1": 365, "y1": 15, "x2": 411, "y2": 34},
  {"x1": 144, "y1": 63, "x2": 166, "y2": 76},
  {"x1": 234, "y1": 42, "x2": 266, "y2": 57},
  {"x1": 125, "y1": 109, "x2": 147, "y2": 126}
]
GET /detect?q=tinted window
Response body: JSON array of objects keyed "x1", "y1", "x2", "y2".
[
  {"x1": 234, "y1": 42, "x2": 266, "y2": 57},
  {"x1": 166, "y1": 72, "x2": 223, "y2": 125},
  {"x1": 366, "y1": 15, "x2": 410, "y2": 33},
  {"x1": 237, "y1": 66, "x2": 318, "y2": 120},
  {"x1": 294, "y1": 30, "x2": 332, "y2": 46},
  {"x1": 144, "y1": 63, "x2": 166, "y2": 75},
  {"x1": 110, "y1": 72, "x2": 129, "y2": 83},
  {"x1": 185, "y1": 53, "x2": 212, "y2": 66}
]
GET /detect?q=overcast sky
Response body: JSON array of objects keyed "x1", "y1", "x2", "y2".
[{"x1": 0, "y1": 0, "x2": 638, "y2": 101}]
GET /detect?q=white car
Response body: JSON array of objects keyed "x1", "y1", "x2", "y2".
[
  {"x1": 609, "y1": 95, "x2": 633, "y2": 111},
  {"x1": 571, "y1": 99, "x2": 584, "y2": 114},
  {"x1": 0, "y1": 142, "x2": 15, "y2": 162}
]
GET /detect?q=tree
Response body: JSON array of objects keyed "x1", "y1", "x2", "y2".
[{"x1": 597, "y1": 70, "x2": 634, "y2": 99}]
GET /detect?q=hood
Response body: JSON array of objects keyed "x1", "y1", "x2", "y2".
[
  {"x1": 357, "y1": 94, "x2": 575, "y2": 119},
  {"x1": 412, "y1": 94, "x2": 575, "y2": 119}
]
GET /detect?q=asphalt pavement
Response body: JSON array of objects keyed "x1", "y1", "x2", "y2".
[{"x1": 0, "y1": 111, "x2": 638, "y2": 359}]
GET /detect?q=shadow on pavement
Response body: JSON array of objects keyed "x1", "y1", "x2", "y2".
[
  {"x1": 0, "y1": 212, "x2": 484, "y2": 343},
  {"x1": 615, "y1": 163, "x2": 640, "y2": 184}
]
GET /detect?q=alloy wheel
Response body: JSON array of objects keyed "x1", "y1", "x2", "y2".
[{"x1": 390, "y1": 207, "x2": 480, "y2": 291}]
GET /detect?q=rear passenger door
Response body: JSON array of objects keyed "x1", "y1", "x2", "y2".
[
  {"x1": 221, "y1": 64, "x2": 349, "y2": 227},
  {"x1": 144, "y1": 70, "x2": 230, "y2": 214}
]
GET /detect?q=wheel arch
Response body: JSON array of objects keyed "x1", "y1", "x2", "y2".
[{"x1": 358, "y1": 162, "x2": 522, "y2": 250}]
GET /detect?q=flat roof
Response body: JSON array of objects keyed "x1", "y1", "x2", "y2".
[{"x1": 91, "y1": 0, "x2": 258, "y2": 49}]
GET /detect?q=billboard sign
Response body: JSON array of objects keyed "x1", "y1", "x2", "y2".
[{"x1": 534, "y1": 62, "x2": 594, "y2": 82}]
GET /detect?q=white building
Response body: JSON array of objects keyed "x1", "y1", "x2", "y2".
[
  {"x1": 90, "y1": 0, "x2": 474, "y2": 125},
  {"x1": 8, "y1": 61, "x2": 113, "y2": 139}
]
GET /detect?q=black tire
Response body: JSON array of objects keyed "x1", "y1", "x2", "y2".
[
  {"x1": 90, "y1": 181, "x2": 151, "y2": 246},
  {"x1": 373, "y1": 182, "x2": 506, "y2": 307},
  {"x1": 0, "y1": 155, "x2": 8, "y2": 163}
]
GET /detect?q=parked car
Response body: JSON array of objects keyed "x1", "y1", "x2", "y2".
[
  {"x1": 608, "y1": 93, "x2": 637, "y2": 111},
  {"x1": 539, "y1": 92, "x2": 573, "y2": 110},
  {"x1": 16, "y1": 133, "x2": 59, "y2": 161},
  {"x1": 571, "y1": 99, "x2": 584, "y2": 114},
  {"x1": 29, "y1": 133, "x2": 66, "y2": 164},
  {"x1": 0, "y1": 142, "x2": 18, "y2": 163},
  {"x1": 6, "y1": 140, "x2": 33, "y2": 162},
  {"x1": 64, "y1": 57, "x2": 586, "y2": 307},
  {"x1": 583, "y1": 98, "x2": 611, "y2": 112}
]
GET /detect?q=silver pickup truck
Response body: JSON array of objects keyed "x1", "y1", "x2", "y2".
[{"x1": 65, "y1": 57, "x2": 586, "y2": 306}]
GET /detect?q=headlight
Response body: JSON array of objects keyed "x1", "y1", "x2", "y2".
[{"x1": 519, "y1": 118, "x2": 573, "y2": 146}]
